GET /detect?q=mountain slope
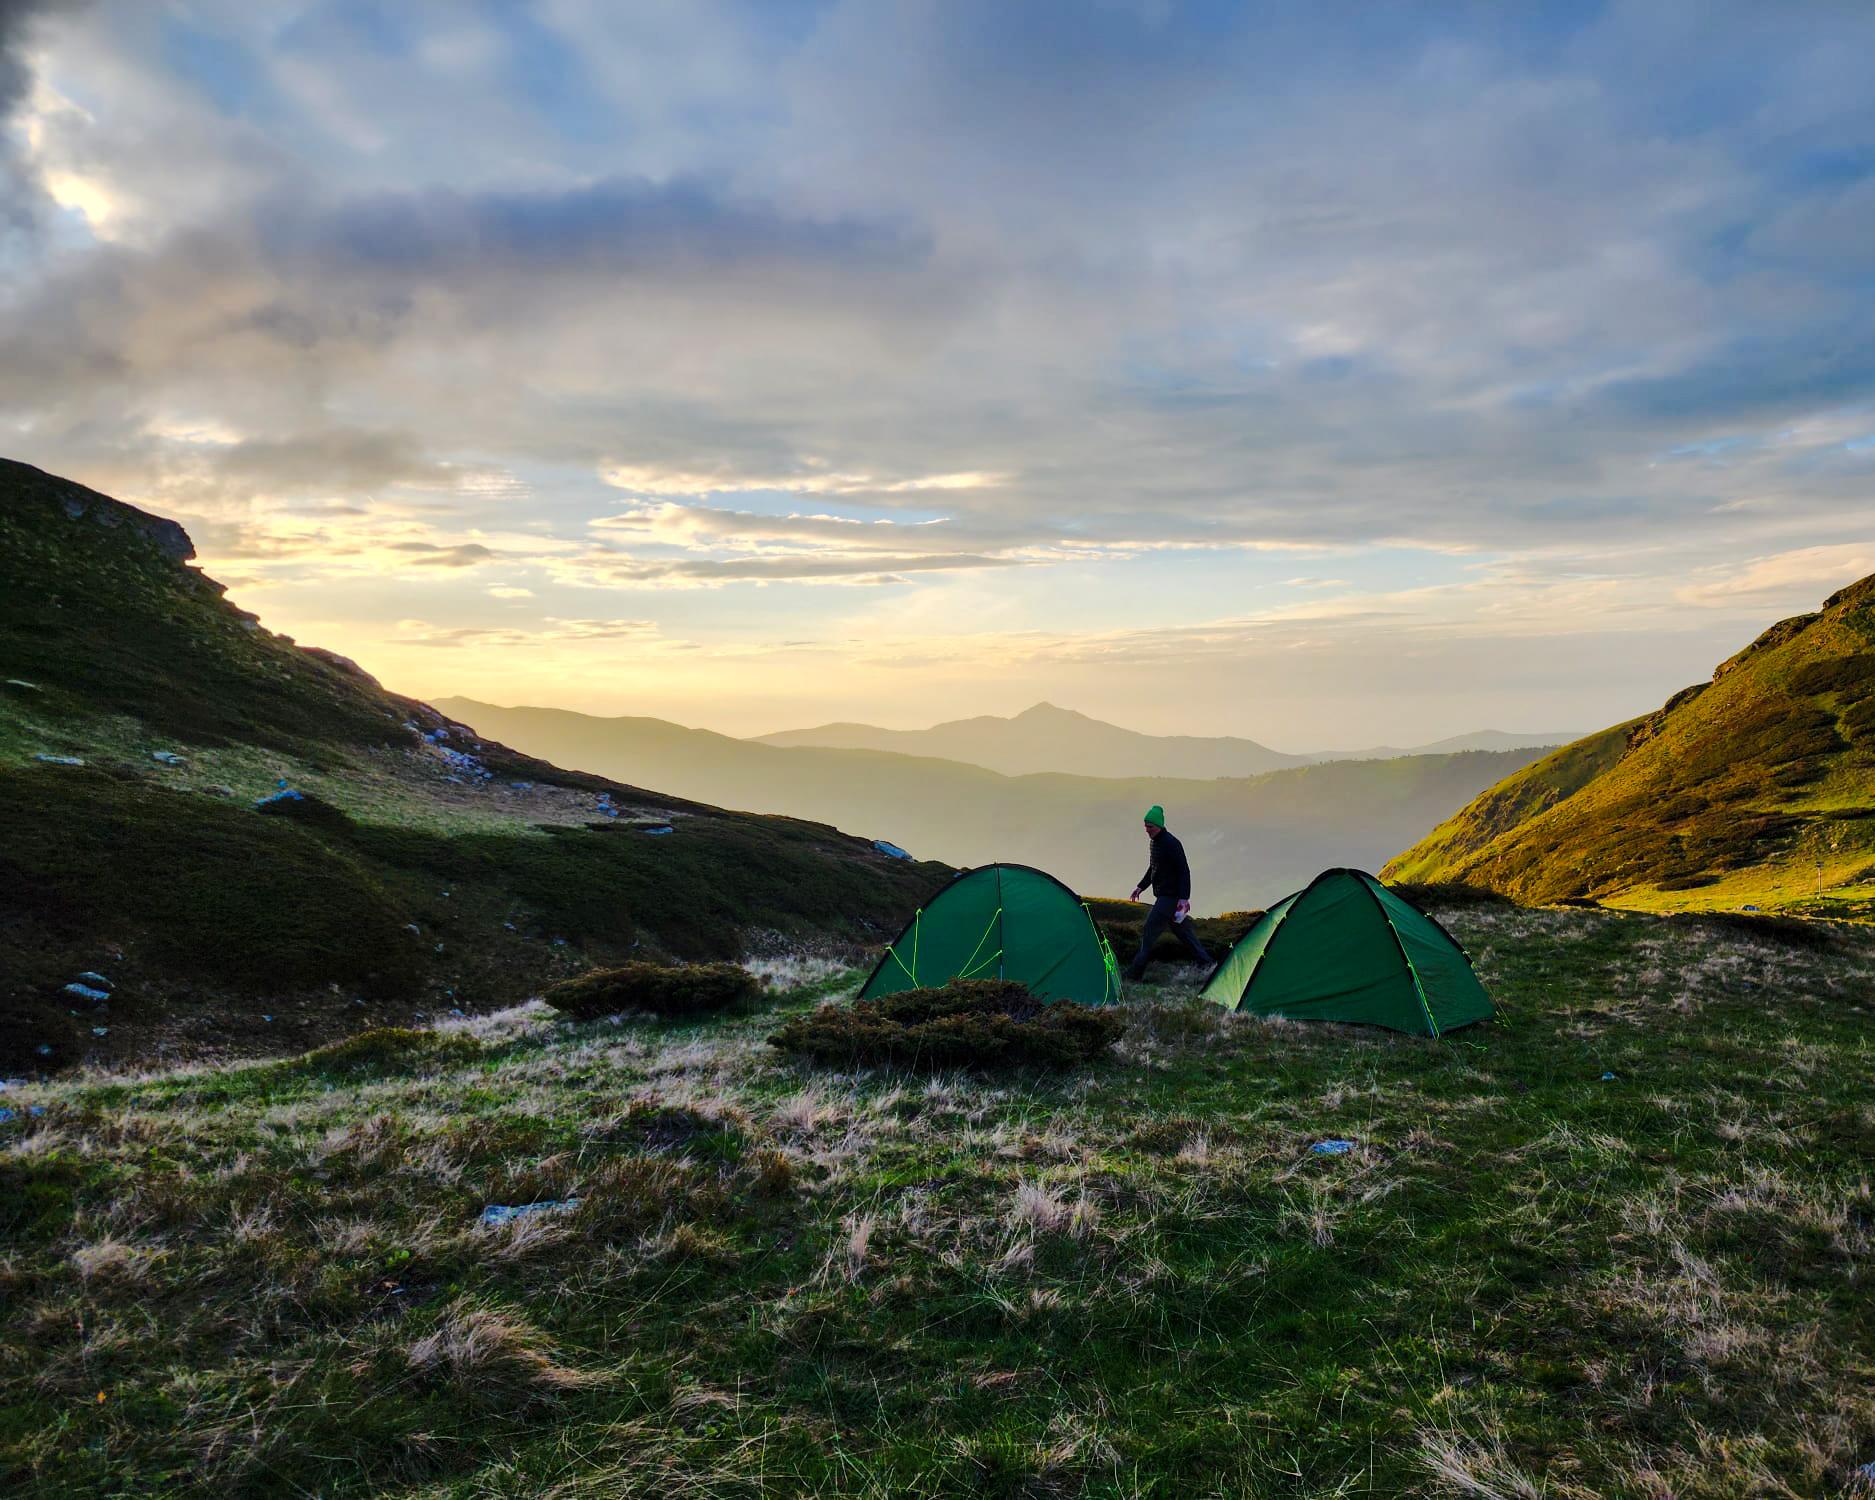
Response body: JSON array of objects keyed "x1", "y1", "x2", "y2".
[
  {"x1": 1386, "y1": 574, "x2": 1875, "y2": 913},
  {"x1": 757, "y1": 702, "x2": 1575, "y2": 778},
  {"x1": 438, "y1": 696, "x2": 1548, "y2": 914},
  {"x1": 756, "y1": 702, "x2": 1309, "y2": 777},
  {"x1": 0, "y1": 460, "x2": 943, "y2": 1071}
]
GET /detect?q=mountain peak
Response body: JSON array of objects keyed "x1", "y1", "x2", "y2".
[{"x1": 1013, "y1": 701, "x2": 1089, "y2": 723}]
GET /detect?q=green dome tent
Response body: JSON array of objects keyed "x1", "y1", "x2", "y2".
[
  {"x1": 859, "y1": 864, "x2": 1122, "y2": 1006},
  {"x1": 1200, "y1": 868, "x2": 1492, "y2": 1036}
]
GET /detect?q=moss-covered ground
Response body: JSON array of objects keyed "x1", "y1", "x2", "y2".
[{"x1": 3, "y1": 904, "x2": 1871, "y2": 1498}]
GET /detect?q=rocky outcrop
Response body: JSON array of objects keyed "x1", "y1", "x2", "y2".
[{"x1": 1, "y1": 457, "x2": 195, "y2": 563}]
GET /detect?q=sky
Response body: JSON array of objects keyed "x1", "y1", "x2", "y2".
[{"x1": 4, "y1": 0, "x2": 1875, "y2": 748}]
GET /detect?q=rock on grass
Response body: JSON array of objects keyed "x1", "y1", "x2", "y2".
[
  {"x1": 543, "y1": 961, "x2": 758, "y2": 1020},
  {"x1": 768, "y1": 978, "x2": 1125, "y2": 1071}
]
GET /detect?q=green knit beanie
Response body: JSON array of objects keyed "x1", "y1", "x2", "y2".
[{"x1": 1143, "y1": 805, "x2": 1165, "y2": 828}]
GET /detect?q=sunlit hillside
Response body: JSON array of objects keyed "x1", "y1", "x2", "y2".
[{"x1": 1388, "y1": 574, "x2": 1875, "y2": 918}]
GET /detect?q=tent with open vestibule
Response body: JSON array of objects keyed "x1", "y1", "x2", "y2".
[
  {"x1": 858, "y1": 863, "x2": 1122, "y2": 1006},
  {"x1": 1199, "y1": 868, "x2": 1492, "y2": 1036}
]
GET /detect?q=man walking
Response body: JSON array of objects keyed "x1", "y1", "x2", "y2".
[{"x1": 1126, "y1": 804, "x2": 1212, "y2": 982}]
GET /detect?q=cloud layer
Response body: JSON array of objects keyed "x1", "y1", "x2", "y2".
[{"x1": 4, "y1": 1, "x2": 1875, "y2": 739}]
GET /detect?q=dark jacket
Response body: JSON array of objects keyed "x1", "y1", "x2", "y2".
[{"x1": 1137, "y1": 829, "x2": 1192, "y2": 902}]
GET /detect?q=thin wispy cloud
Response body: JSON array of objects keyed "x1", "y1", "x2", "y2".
[{"x1": 393, "y1": 617, "x2": 660, "y2": 650}]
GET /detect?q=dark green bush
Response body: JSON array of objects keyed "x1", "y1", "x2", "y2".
[
  {"x1": 1678, "y1": 912, "x2": 1845, "y2": 951},
  {"x1": 1841, "y1": 696, "x2": 1875, "y2": 747},
  {"x1": 1680, "y1": 704, "x2": 1842, "y2": 781},
  {"x1": 768, "y1": 978, "x2": 1125, "y2": 1071},
  {"x1": 285, "y1": 1027, "x2": 482, "y2": 1077},
  {"x1": 1384, "y1": 882, "x2": 1516, "y2": 910},
  {"x1": 1789, "y1": 654, "x2": 1875, "y2": 698},
  {"x1": 543, "y1": 961, "x2": 758, "y2": 1019}
]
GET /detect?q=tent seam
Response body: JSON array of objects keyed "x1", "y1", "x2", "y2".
[
  {"x1": 997, "y1": 866, "x2": 1005, "y2": 982},
  {"x1": 1353, "y1": 875, "x2": 1440, "y2": 1037},
  {"x1": 1207, "y1": 868, "x2": 1340, "y2": 1011}
]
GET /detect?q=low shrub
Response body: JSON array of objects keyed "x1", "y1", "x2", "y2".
[
  {"x1": 768, "y1": 978, "x2": 1125, "y2": 1071},
  {"x1": 1680, "y1": 703, "x2": 1842, "y2": 780},
  {"x1": 1384, "y1": 882, "x2": 1516, "y2": 910},
  {"x1": 1789, "y1": 653, "x2": 1875, "y2": 698},
  {"x1": 1678, "y1": 911, "x2": 1846, "y2": 951},
  {"x1": 285, "y1": 1026, "x2": 483, "y2": 1077},
  {"x1": 1841, "y1": 696, "x2": 1875, "y2": 747},
  {"x1": 543, "y1": 961, "x2": 758, "y2": 1019}
]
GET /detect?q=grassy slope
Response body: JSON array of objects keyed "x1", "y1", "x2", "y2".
[
  {"x1": 0, "y1": 460, "x2": 944, "y2": 1071},
  {"x1": 1383, "y1": 722, "x2": 1637, "y2": 883},
  {"x1": 1385, "y1": 576, "x2": 1875, "y2": 915},
  {"x1": 2, "y1": 905, "x2": 1871, "y2": 1497},
  {"x1": 437, "y1": 697, "x2": 1548, "y2": 913}
]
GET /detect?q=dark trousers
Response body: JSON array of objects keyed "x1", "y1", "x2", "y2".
[{"x1": 1126, "y1": 896, "x2": 1212, "y2": 981}]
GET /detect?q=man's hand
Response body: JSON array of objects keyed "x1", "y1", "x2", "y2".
[
  {"x1": 1130, "y1": 888, "x2": 1143, "y2": 902},
  {"x1": 1174, "y1": 899, "x2": 1192, "y2": 923}
]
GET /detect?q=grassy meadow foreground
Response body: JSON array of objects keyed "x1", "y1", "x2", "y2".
[{"x1": 4, "y1": 904, "x2": 1872, "y2": 1498}]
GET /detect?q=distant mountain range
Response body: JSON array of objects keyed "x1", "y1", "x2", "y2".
[
  {"x1": 437, "y1": 696, "x2": 1550, "y2": 912},
  {"x1": 754, "y1": 702, "x2": 1577, "y2": 780},
  {"x1": 1387, "y1": 573, "x2": 1875, "y2": 916}
]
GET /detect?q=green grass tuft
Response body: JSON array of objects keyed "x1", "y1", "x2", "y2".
[{"x1": 280, "y1": 1026, "x2": 484, "y2": 1076}]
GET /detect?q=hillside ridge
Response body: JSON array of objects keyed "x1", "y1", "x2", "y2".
[
  {"x1": 0, "y1": 461, "x2": 943, "y2": 1072},
  {"x1": 1385, "y1": 575, "x2": 1875, "y2": 915}
]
